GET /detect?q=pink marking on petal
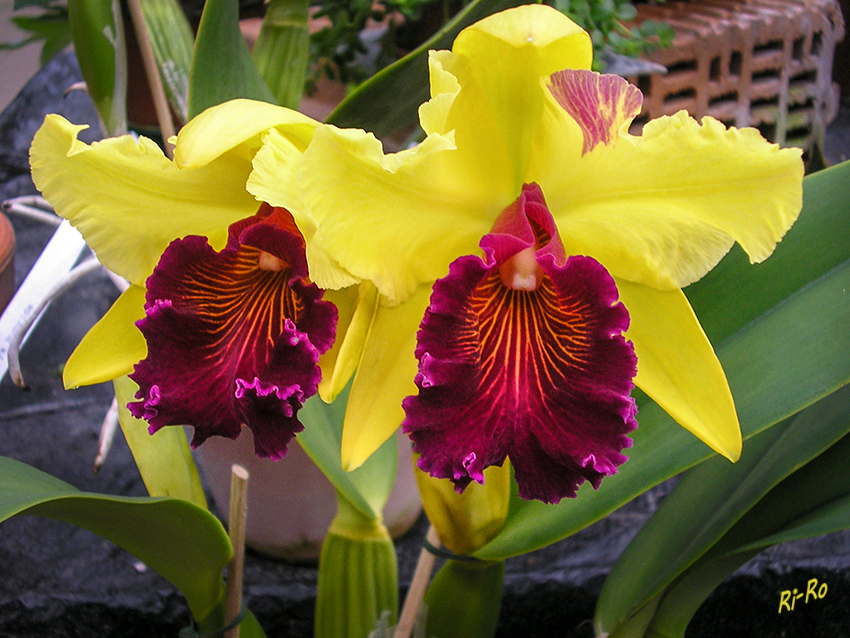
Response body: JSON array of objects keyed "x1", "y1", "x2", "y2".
[{"x1": 548, "y1": 69, "x2": 643, "y2": 155}]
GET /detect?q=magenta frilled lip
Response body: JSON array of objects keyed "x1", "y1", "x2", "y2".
[
  {"x1": 129, "y1": 204, "x2": 337, "y2": 459},
  {"x1": 402, "y1": 184, "x2": 638, "y2": 504}
]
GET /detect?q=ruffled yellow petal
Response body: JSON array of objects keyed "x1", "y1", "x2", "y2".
[
  {"x1": 341, "y1": 284, "x2": 432, "y2": 469},
  {"x1": 174, "y1": 98, "x2": 318, "y2": 169},
  {"x1": 533, "y1": 111, "x2": 803, "y2": 290},
  {"x1": 30, "y1": 115, "x2": 259, "y2": 286},
  {"x1": 617, "y1": 279, "x2": 741, "y2": 461},
  {"x1": 447, "y1": 4, "x2": 591, "y2": 187},
  {"x1": 64, "y1": 285, "x2": 147, "y2": 389},
  {"x1": 280, "y1": 8, "x2": 593, "y2": 303},
  {"x1": 248, "y1": 127, "x2": 360, "y2": 292},
  {"x1": 414, "y1": 459, "x2": 510, "y2": 556},
  {"x1": 293, "y1": 126, "x2": 499, "y2": 303},
  {"x1": 318, "y1": 283, "x2": 378, "y2": 403}
]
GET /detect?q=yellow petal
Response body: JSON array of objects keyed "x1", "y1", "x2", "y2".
[
  {"x1": 64, "y1": 285, "x2": 148, "y2": 389},
  {"x1": 294, "y1": 125, "x2": 497, "y2": 303},
  {"x1": 317, "y1": 283, "x2": 377, "y2": 403},
  {"x1": 283, "y1": 7, "x2": 593, "y2": 302},
  {"x1": 341, "y1": 284, "x2": 433, "y2": 469},
  {"x1": 534, "y1": 111, "x2": 803, "y2": 290},
  {"x1": 248, "y1": 127, "x2": 359, "y2": 292},
  {"x1": 30, "y1": 115, "x2": 259, "y2": 286},
  {"x1": 448, "y1": 4, "x2": 591, "y2": 187},
  {"x1": 414, "y1": 458, "x2": 510, "y2": 556},
  {"x1": 618, "y1": 279, "x2": 742, "y2": 461},
  {"x1": 173, "y1": 98, "x2": 318, "y2": 169}
]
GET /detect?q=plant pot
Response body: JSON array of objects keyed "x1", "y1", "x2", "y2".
[
  {"x1": 0, "y1": 211, "x2": 14, "y2": 313},
  {"x1": 193, "y1": 428, "x2": 422, "y2": 562}
]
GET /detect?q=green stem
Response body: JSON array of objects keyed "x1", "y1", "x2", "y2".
[
  {"x1": 423, "y1": 559, "x2": 505, "y2": 638},
  {"x1": 315, "y1": 491, "x2": 399, "y2": 638},
  {"x1": 252, "y1": 0, "x2": 310, "y2": 110}
]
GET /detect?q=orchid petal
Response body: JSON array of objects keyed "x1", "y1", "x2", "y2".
[
  {"x1": 318, "y1": 282, "x2": 379, "y2": 403},
  {"x1": 618, "y1": 279, "x2": 741, "y2": 461},
  {"x1": 173, "y1": 98, "x2": 318, "y2": 169},
  {"x1": 248, "y1": 127, "x2": 360, "y2": 292},
  {"x1": 129, "y1": 208, "x2": 336, "y2": 459},
  {"x1": 30, "y1": 115, "x2": 258, "y2": 286},
  {"x1": 266, "y1": 7, "x2": 593, "y2": 303},
  {"x1": 548, "y1": 69, "x2": 643, "y2": 155},
  {"x1": 414, "y1": 460, "x2": 510, "y2": 556},
  {"x1": 533, "y1": 110, "x2": 803, "y2": 290},
  {"x1": 404, "y1": 186, "x2": 637, "y2": 503},
  {"x1": 63, "y1": 285, "x2": 147, "y2": 389},
  {"x1": 446, "y1": 4, "x2": 591, "y2": 187},
  {"x1": 292, "y1": 125, "x2": 498, "y2": 303},
  {"x1": 341, "y1": 285, "x2": 432, "y2": 470}
]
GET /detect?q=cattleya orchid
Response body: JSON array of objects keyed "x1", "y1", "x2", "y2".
[
  {"x1": 29, "y1": 105, "x2": 341, "y2": 458},
  {"x1": 247, "y1": 5, "x2": 803, "y2": 502}
]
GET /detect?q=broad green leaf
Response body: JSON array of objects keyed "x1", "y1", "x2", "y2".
[
  {"x1": 187, "y1": 0, "x2": 276, "y2": 119},
  {"x1": 139, "y1": 0, "x2": 193, "y2": 123},
  {"x1": 298, "y1": 384, "x2": 399, "y2": 521},
  {"x1": 476, "y1": 162, "x2": 850, "y2": 560},
  {"x1": 113, "y1": 375, "x2": 207, "y2": 508},
  {"x1": 326, "y1": 0, "x2": 531, "y2": 137},
  {"x1": 614, "y1": 429, "x2": 850, "y2": 638},
  {"x1": 0, "y1": 455, "x2": 229, "y2": 621},
  {"x1": 252, "y1": 0, "x2": 310, "y2": 110},
  {"x1": 595, "y1": 383, "x2": 850, "y2": 634},
  {"x1": 67, "y1": 0, "x2": 127, "y2": 135}
]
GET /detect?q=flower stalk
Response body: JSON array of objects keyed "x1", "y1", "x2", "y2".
[
  {"x1": 422, "y1": 559, "x2": 505, "y2": 638},
  {"x1": 393, "y1": 525, "x2": 441, "y2": 638},
  {"x1": 315, "y1": 491, "x2": 399, "y2": 638},
  {"x1": 252, "y1": 0, "x2": 310, "y2": 110}
]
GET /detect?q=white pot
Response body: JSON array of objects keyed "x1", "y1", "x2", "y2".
[{"x1": 193, "y1": 428, "x2": 422, "y2": 562}]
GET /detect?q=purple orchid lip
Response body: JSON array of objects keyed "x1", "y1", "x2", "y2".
[
  {"x1": 403, "y1": 184, "x2": 638, "y2": 504},
  {"x1": 129, "y1": 204, "x2": 337, "y2": 460}
]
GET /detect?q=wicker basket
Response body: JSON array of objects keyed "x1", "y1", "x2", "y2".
[{"x1": 628, "y1": 0, "x2": 845, "y2": 152}]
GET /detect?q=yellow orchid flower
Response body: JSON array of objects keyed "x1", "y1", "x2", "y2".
[
  {"x1": 29, "y1": 100, "x2": 348, "y2": 458},
  {"x1": 248, "y1": 5, "x2": 803, "y2": 501}
]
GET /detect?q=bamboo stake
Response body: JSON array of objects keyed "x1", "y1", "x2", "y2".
[
  {"x1": 393, "y1": 525, "x2": 441, "y2": 638},
  {"x1": 126, "y1": 0, "x2": 176, "y2": 158},
  {"x1": 225, "y1": 464, "x2": 250, "y2": 638}
]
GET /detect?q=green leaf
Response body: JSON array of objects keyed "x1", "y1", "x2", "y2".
[
  {"x1": 6, "y1": 9, "x2": 71, "y2": 66},
  {"x1": 298, "y1": 385, "x2": 399, "y2": 521},
  {"x1": 187, "y1": 0, "x2": 276, "y2": 120},
  {"x1": 0, "y1": 455, "x2": 230, "y2": 622},
  {"x1": 252, "y1": 0, "x2": 310, "y2": 110},
  {"x1": 139, "y1": 0, "x2": 194, "y2": 123},
  {"x1": 595, "y1": 382, "x2": 850, "y2": 635},
  {"x1": 614, "y1": 426, "x2": 850, "y2": 638},
  {"x1": 423, "y1": 560, "x2": 505, "y2": 638},
  {"x1": 67, "y1": 0, "x2": 127, "y2": 135},
  {"x1": 326, "y1": 0, "x2": 531, "y2": 137},
  {"x1": 113, "y1": 375, "x2": 208, "y2": 508},
  {"x1": 14, "y1": 0, "x2": 60, "y2": 11},
  {"x1": 475, "y1": 161, "x2": 850, "y2": 561}
]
